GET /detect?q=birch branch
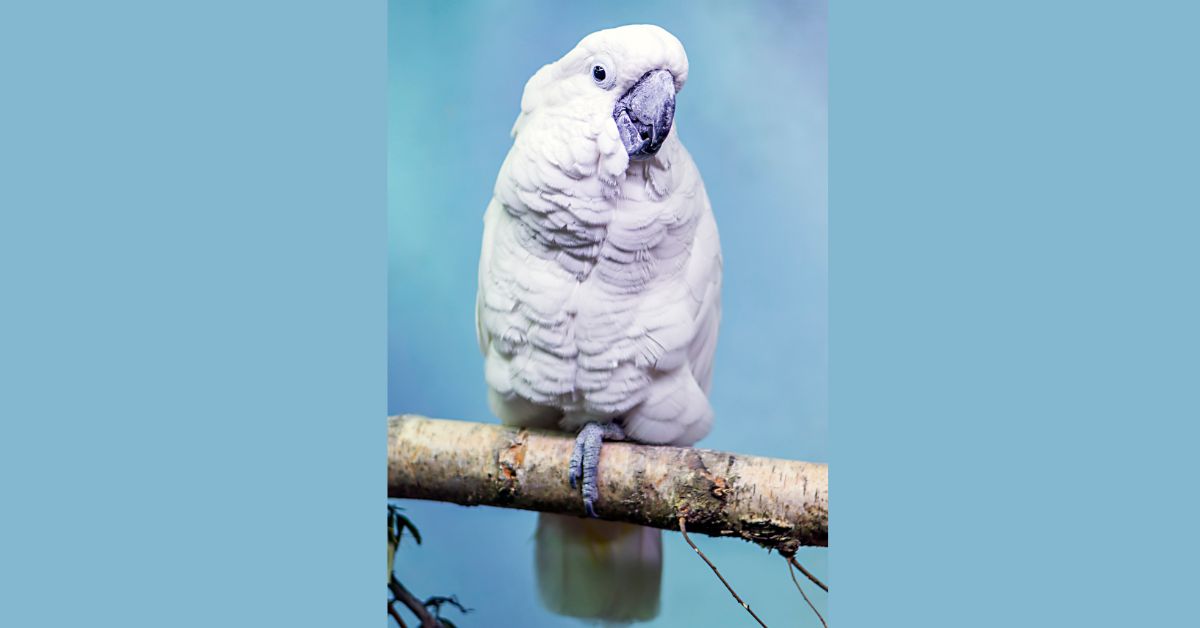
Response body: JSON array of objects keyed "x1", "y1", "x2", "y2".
[{"x1": 388, "y1": 415, "x2": 828, "y2": 553}]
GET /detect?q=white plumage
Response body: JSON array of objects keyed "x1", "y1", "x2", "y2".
[
  {"x1": 477, "y1": 24, "x2": 721, "y2": 446},
  {"x1": 475, "y1": 24, "x2": 721, "y2": 622}
]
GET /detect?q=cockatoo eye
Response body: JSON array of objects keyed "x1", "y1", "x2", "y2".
[{"x1": 591, "y1": 65, "x2": 607, "y2": 83}]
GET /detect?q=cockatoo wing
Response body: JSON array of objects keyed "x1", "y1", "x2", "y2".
[
  {"x1": 476, "y1": 198, "x2": 568, "y2": 429},
  {"x1": 475, "y1": 200, "x2": 500, "y2": 357},
  {"x1": 686, "y1": 203, "x2": 722, "y2": 395}
]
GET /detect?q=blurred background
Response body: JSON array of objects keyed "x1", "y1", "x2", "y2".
[{"x1": 389, "y1": 1, "x2": 826, "y2": 625}]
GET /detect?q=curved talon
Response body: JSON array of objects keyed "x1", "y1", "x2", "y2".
[
  {"x1": 567, "y1": 421, "x2": 626, "y2": 518},
  {"x1": 568, "y1": 430, "x2": 587, "y2": 489}
]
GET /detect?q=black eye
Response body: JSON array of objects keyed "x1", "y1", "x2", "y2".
[{"x1": 592, "y1": 65, "x2": 606, "y2": 82}]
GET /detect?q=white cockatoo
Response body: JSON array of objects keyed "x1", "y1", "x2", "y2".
[{"x1": 476, "y1": 25, "x2": 721, "y2": 622}]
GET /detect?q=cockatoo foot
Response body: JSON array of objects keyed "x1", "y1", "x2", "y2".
[{"x1": 567, "y1": 421, "x2": 626, "y2": 517}]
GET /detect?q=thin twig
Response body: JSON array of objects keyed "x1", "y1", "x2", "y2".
[
  {"x1": 389, "y1": 577, "x2": 441, "y2": 628},
  {"x1": 679, "y1": 516, "x2": 769, "y2": 628},
  {"x1": 424, "y1": 595, "x2": 473, "y2": 616},
  {"x1": 788, "y1": 557, "x2": 828, "y2": 628},
  {"x1": 789, "y1": 555, "x2": 828, "y2": 592},
  {"x1": 388, "y1": 601, "x2": 409, "y2": 628}
]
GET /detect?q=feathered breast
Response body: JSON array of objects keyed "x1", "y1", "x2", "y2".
[{"x1": 478, "y1": 123, "x2": 716, "y2": 421}]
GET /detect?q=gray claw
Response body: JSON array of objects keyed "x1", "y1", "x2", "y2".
[
  {"x1": 568, "y1": 422, "x2": 626, "y2": 518},
  {"x1": 568, "y1": 430, "x2": 586, "y2": 489}
]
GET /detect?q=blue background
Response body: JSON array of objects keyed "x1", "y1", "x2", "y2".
[
  {"x1": 389, "y1": 2, "x2": 827, "y2": 626},
  {"x1": 3, "y1": 1, "x2": 1198, "y2": 627}
]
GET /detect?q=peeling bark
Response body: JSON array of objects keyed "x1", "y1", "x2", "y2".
[{"x1": 388, "y1": 415, "x2": 828, "y2": 553}]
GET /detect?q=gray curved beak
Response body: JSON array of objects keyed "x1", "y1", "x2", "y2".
[{"x1": 613, "y1": 69, "x2": 676, "y2": 160}]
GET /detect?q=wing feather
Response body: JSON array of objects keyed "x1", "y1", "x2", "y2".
[
  {"x1": 685, "y1": 202, "x2": 722, "y2": 394},
  {"x1": 475, "y1": 200, "x2": 503, "y2": 355}
]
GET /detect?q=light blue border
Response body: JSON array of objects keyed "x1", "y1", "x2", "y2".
[
  {"x1": 832, "y1": 1, "x2": 1198, "y2": 625},
  {"x1": 1, "y1": 2, "x2": 384, "y2": 625}
]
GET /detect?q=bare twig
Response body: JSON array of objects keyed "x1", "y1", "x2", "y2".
[
  {"x1": 389, "y1": 577, "x2": 440, "y2": 628},
  {"x1": 679, "y1": 516, "x2": 769, "y2": 628},
  {"x1": 389, "y1": 415, "x2": 828, "y2": 553},
  {"x1": 789, "y1": 555, "x2": 828, "y2": 593},
  {"x1": 788, "y1": 557, "x2": 828, "y2": 628},
  {"x1": 423, "y1": 595, "x2": 472, "y2": 617},
  {"x1": 388, "y1": 601, "x2": 408, "y2": 628}
]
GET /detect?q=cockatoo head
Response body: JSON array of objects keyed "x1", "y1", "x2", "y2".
[{"x1": 516, "y1": 25, "x2": 689, "y2": 161}]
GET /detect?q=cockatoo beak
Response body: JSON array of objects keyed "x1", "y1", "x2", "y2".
[{"x1": 613, "y1": 69, "x2": 676, "y2": 160}]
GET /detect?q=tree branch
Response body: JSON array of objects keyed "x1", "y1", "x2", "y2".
[
  {"x1": 790, "y1": 555, "x2": 829, "y2": 592},
  {"x1": 388, "y1": 415, "x2": 828, "y2": 553},
  {"x1": 389, "y1": 577, "x2": 439, "y2": 628},
  {"x1": 787, "y1": 557, "x2": 828, "y2": 628},
  {"x1": 680, "y1": 516, "x2": 768, "y2": 627},
  {"x1": 387, "y1": 601, "x2": 408, "y2": 628}
]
